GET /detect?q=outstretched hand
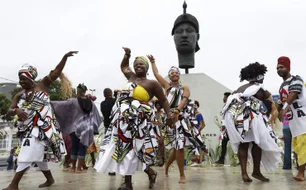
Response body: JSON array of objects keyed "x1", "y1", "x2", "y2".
[
  {"x1": 64, "y1": 51, "x2": 78, "y2": 58},
  {"x1": 166, "y1": 114, "x2": 175, "y2": 127},
  {"x1": 122, "y1": 47, "x2": 131, "y2": 56},
  {"x1": 147, "y1": 54, "x2": 155, "y2": 63}
]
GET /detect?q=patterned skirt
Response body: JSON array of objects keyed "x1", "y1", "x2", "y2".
[
  {"x1": 95, "y1": 98, "x2": 160, "y2": 175},
  {"x1": 224, "y1": 110, "x2": 282, "y2": 172},
  {"x1": 164, "y1": 109, "x2": 204, "y2": 156}
]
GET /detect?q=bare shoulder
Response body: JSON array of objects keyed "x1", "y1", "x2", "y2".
[
  {"x1": 15, "y1": 90, "x2": 25, "y2": 99},
  {"x1": 182, "y1": 85, "x2": 190, "y2": 90},
  {"x1": 148, "y1": 79, "x2": 160, "y2": 87},
  {"x1": 127, "y1": 74, "x2": 137, "y2": 82}
]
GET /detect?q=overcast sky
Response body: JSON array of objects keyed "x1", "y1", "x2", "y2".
[{"x1": 1, "y1": 0, "x2": 306, "y2": 103}]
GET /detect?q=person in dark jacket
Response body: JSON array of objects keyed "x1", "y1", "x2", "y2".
[{"x1": 100, "y1": 87, "x2": 117, "y2": 176}]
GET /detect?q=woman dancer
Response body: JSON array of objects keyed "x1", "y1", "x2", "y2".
[
  {"x1": 95, "y1": 47, "x2": 174, "y2": 190},
  {"x1": 148, "y1": 55, "x2": 204, "y2": 183},
  {"x1": 221, "y1": 62, "x2": 281, "y2": 182}
]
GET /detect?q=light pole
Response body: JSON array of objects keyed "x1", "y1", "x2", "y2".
[
  {"x1": 0, "y1": 85, "x2": 6, "y2": 94},
  {"x1": 89, "y1": 89, "x2": 96, "y2": 95}
]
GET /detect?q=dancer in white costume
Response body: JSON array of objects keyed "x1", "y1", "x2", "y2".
[
  {"x1": 95, "y1": 47, "x2": 174, "y2": 190},
  {"x1": 149, "y1": 55, "x2": 204, "y2": 184},
  {"x1": 221, "y1": 62, "x2": 281, "y2": 182},
  {"x1": 4, "y1": 51, "x2": 77, "y2": 190}
]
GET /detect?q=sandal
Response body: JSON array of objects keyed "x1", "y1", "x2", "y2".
[{"x1": 118, "y1": 183, "x2": 133, "y2": 190}]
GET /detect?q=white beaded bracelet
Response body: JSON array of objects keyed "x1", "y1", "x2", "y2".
[{"x1": 282, "y1": 102, "x2": 289, "y2": 110}]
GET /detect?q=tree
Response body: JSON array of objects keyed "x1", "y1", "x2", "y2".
[
  {"x1": 10, "y1": 87, "x2": 23, "y2": 99},
  {"x1": 0, "y1": 94, "x2": 13, "y2": 121},
  {"x1": 10, "y1": 79, "x2": 76, "y2": 101},
  {"x1": 47, "y1": 79, "x2": 76, "y2": 100},
  {"x1": 48, "y1": 79, "x2": 63, "y2": 101}
]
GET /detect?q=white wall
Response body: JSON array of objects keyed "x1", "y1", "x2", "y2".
[{"x1": 178, "y1": 73, "x2": 232, "y2": 150}]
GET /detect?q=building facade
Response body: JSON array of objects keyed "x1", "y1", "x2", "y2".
[{"x1": 0, "y1": 83, "x2": 18, "y2": 99}]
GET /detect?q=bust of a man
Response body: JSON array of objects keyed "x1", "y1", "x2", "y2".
[{"x1": 172, "y1": 1, "x2": 200, "y2": 73}]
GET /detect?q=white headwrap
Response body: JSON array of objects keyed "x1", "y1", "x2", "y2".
[
  {"x1": 248, "y1": 74, "x2": 264, "y2": 82},
  {"x1": 168, "y1": 66, "x2": 181, "y2": 76}
]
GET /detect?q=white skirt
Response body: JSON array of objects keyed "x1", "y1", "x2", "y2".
[
  {"x1": 94, "y1": 140, "x2": 146, "y2": 176},
  {"x1": 18, "y1": 136, "x2": 45, "y2": 163},
  {"x1": 224, "y1": 112, "x2": 282, "y2": 172}
]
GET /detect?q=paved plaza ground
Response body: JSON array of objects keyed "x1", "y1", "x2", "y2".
[{"x1": 0, "y1": 163, "x2": 305, "y2": 190}]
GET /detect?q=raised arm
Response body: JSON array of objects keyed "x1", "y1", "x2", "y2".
[
  {"x1": 147, "y1": 55, "x2": 170, "y2": 89},
  {"x1": 121, "y1": 47, "x2": 136, "y2": 80},
  {"x1": 40, "y1": 51, "x2": 78, "y2": 90}
]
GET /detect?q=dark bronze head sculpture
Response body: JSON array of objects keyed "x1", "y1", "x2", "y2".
[{"x1": 172, "y1": 1, "x2": 200, "y2": 73}]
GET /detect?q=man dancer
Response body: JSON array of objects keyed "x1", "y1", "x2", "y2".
[
  {"x1": 277, "y1": 56, "x2": 306, "y2": 181},
  {"x1": 215, "y1": 92, "x2": 231, "y2": 165}
]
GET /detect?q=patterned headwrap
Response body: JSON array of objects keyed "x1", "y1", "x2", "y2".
[
  {"x1": 168, "y1": 66, "x2": 181, "y2": 76},
  {"x1": 133, "y1": 56, "x2": 149, "y2": 70},
  {"x1": 77, "y1": 83, "x2": 88, "y2": 93},
  {"x1": 18, "y1": 63, "x2": 38, "y2": 81}
]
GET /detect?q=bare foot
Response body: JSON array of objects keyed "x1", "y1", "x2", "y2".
[
  {"x1": 242, "y1": 174, "x2": 252, "y2": 182},
  {"x1": 2, "y1": 184, "x2": 19, "y2": 190},
  {"x1": 178, "y1": 176, "x2": 186, "y2": 183},
  {"x1": 68, "y1": 168, "x2": 76, "y2": 173},
  {"x1": 38, "y1": 179, "x2": 55, "y2": 188},
  {"x1": 75, "y1": 169, "x2": 86, "y2": 174},
  {"x1": 293, "y1": 176, "x2": 305, "y2": 181},
  {"x1": 252, "y1": 173, "x2": 269, "y2": 182}
]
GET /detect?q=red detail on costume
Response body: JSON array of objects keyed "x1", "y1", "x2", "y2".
[
  {"x1": 33, "y1": 115, "x2": 39, "y2": 127},
  {"x1": 118, "y1": 128, "x2": 133, "y2": 143},
  {"x1": 250, "y1": 111, "x2": 254, "y2": 120},
  {"x1": 43, "y1": 125, "x2": 52, "y2": 132},
  {"x1": 279, "y1": 88, "x2": 289, "y2": 103},
  {"x1": 25, "y1": 72, "x2": 32, "y2": 79},
  {"x1": 42, "y1": 116, "x2": 52, "y2": 132}
]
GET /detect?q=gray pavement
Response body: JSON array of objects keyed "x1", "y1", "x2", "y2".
[{"x1": 0, "y1": 163, "x2": 305, "y2": 190}]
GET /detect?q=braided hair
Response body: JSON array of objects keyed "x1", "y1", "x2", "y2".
[{"x1": 239, "y1": 62, "x2": 267, "y2": 82}]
